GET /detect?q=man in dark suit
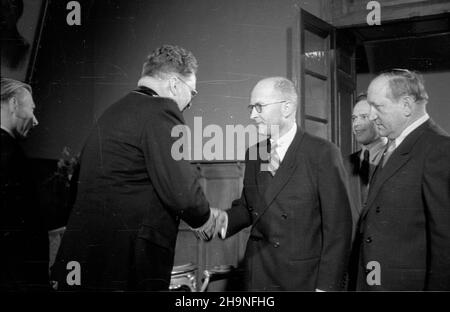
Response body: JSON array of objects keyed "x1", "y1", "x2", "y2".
[
  {"x1": 53, "y1": 45, "x2": 217, "y2": 291},
  {"x1": 356, "y1": 69, "x2": 450, "y2": 290},
  {"x1": 346, "y1": 93, "x2": 387, "y2": 290},
  {"x1": 213, "y1": 77, "x2": 353, "y2": 291},
  {"x1": 1, "y1": 78, "x2": 49, "y2": 290},
  {"x1": 347, "y1": 94, "x2": 387, "y2": 225}
]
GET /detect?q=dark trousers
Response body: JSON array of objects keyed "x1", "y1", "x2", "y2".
[{"x1": 129, "y1": 238, "x2": 174, "y2": 291}]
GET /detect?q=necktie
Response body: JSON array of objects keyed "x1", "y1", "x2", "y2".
[
  {"x1": 382, "y1": 139, "x2": 396, "y2": 167},
  {"x1": 360, "y1": 149, "x2": 370, "y2": 185},
  {"x1": 267, "y1": 143, "x2": 280, "y2": 176}
]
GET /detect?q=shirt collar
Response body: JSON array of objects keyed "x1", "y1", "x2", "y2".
[
  {"x1": 136, "y1": 77, "x2": 160, "y2": 96},
  {"x1": 270, "y1": 123, "x2": 297, "y2": 148},
  {"x1": 394, "y1": 113, "x2": 429, "y2": 148},
  {"x1": 360, "y1": 137, "x2": 388, "y2": 164},
  {"x1": 0, "y1": 125, "x2": 15, "y2": 138}
]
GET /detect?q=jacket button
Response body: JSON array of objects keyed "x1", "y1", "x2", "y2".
[
  {"x1": 365, "y1": 237, "x2": 372, "y2": 243},
  {"x1": 281, "y1": 213, "x2": 288, "y2": 219},
  {"x1": 254, "y1": 212, "x2": 259, "y2": 217},
  {"x1": 248, "y1": 206, "x2": 254, "y2": 212},
  {"x1": 376, "y1": 207, "x2": 381, "y2": 213},
  {"x1": 273, "y1": 242, "x2": 280, "y2": 248}
]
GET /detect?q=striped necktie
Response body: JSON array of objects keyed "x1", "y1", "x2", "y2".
[{"x1": 267, "y1": 142, "x2": 280, "y2": 176}]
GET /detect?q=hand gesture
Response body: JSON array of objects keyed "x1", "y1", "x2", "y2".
[{"x1": 190, "y1": 207, "x2": 219, "y2": 241}]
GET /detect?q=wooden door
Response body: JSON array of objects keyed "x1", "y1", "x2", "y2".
[
  {"x1": 293, "y1": 9, "x2": 336, "y2": 142},
  {"x1": 291, "y1": 9, "x2": 356, "y2": 154},
  {"x1": 336, "y1": 29, "x2": 357, "y2": 157}
]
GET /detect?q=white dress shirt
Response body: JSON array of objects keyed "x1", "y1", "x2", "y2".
[
  {"x1": 360, "y1": 137, "x2": 388, "y2": 166},
  {"x1": 392, "y1": 113, "x2": 430, "y2": 152},
  {"x1": 269, "y1": 123, "x2": 297, "y2": 163}
]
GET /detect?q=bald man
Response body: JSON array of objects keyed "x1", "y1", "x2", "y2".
[
  {"x1": 214, "y1": 77, "x2": 353, "y2": 291},
  {"x1": 355, "y1": 69, "x2": 450, "y2": 290}
]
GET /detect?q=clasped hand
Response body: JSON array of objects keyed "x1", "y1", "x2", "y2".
[{"x1": 190, "y1": 208, "x2": 228, "y2": 241}]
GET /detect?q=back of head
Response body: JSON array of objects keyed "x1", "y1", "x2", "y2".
[
  {"x1": 1, "y1": 77, "x2": 32, "y2": 104},
  {"x1": 141, "y1": 45, "x2": 198, "y2": 79},
  {"x1": 378, "y1": 69, "x2": 428, "y2": 105},
  {"x1": 355, "y1": 92, "x2": 367, "y2": 104}
]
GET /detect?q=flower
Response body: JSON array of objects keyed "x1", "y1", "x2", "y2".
[{"x1": 55, "y1": 146, "x2": 80, "y2": 185}]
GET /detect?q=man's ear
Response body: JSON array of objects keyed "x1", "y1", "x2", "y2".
[
  {"x1": 282, "y1": 101, "x2": 294, "y2": 117},
  {"x1": 168, "y1": 77, "x2": 178, "y2": 96},
  {"x1": 401, "y1": 96, "x2": 413, "y2": 117},
  {"x1": 8, "y1": 96, "x2": 19, "y2": 113}
]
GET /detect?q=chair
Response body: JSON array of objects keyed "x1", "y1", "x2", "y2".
[{"x1": 170, "y1": 263, "x2": 237, "y2": 292}]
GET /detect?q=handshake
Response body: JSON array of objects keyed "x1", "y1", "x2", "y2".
[{"x1": 191, "y1": 208, "x2": 228, "y2": 241}]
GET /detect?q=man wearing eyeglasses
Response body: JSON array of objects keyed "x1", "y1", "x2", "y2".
[
  {"x1": 52, "y1": 45, "x2": 218, "y2": 291},
  {"x1": 213, "y1": 77, "x2": 353, "y2": 291},
  {"x1": 354, "y1": 69, "x2": 450, "y2": 290}
]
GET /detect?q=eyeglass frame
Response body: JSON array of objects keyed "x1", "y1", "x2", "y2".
[
  {"x1": 175, "y1": 76, "x2": 198, "y2": 98},
  {"x1": 248, "y1": 100, "x2": 287, "y2": 113}
]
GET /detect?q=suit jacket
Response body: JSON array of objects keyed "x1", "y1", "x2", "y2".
[
  {"x1": 0, "y1": 129, "x2": 49, "y2": 290},
  {"x1": 346, "y1": 150, "x2": 365, "y2": 235},
  {"x1": 346, "y1": 150, "x2": 375, "y2": 290},
  {"x1": 356, "y1": 119, "x2": 450, "y2": 290},
  {"x1": 346, "y1": 144, "x2": 385, "y2": 239},
  {"x1": 52, "y1": 87, "x2": 210, "y2": 290},
  {"x1": 226, "y1": 127, "x2": 353, "y2": 291}
]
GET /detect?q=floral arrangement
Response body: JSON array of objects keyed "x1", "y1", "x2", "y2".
[{"x1": 55, "y1": 146, "x2": 80, "y2": 186}]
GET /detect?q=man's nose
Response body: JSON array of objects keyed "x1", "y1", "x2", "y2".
[
  {"x1": 369, "y1": 109, "x2": 377, "y2": 121},
  {"x1": 33, "y1": 115, "x2": 39, "y2": 127},
  {"x1": 250, "y1": 107, "x2": 258, "y2": 120}
]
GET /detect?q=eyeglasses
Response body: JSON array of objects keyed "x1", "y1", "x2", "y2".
[
  {"x1": 248, "y1": 100, "x2": 286, "y2": 113},
  {"x1": 176, "y1": 76, "x2": 198, "y2": 97},
  {"x1": 391, "y1": 68, "x2": 411, "y2": 73}
]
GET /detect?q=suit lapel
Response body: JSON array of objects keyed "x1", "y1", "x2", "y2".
[
  {"x1": 349, "y1": 150, "x2": 365, "y2": 215},
  {"x1": 256, "y1": 140, "x2": 270, "y2": 194},
  {"x1": 350, "y1": 151, "x2": 361, "y2": 176},
  {"x1": 361, "y1": 120, "x2": 431, "y2": 219},
  {"x1": 253, "y1": 127, "x2": 304, "y2": 223}
]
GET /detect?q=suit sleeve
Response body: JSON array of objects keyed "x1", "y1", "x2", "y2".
[
  {"x1": 225, "y1": 149, "x2": 253, "y2": 237},
  {"x1": 423, "y1": 139, "x2": 450, "y2": 290},
  {"x1": 140, "y1": 104, "x2": 210, "y2": 229},
  {"x1": 316, "y1": 143, "x2": 353, "y2": 291}
]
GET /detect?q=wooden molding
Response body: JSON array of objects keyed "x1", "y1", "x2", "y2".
[{"x1": 332, "y1": 0, "x2": 450, "y2": 28}]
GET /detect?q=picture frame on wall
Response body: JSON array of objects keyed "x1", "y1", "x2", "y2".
[{"x1": 1, "y1": 0, "x2": 49, "y2": 82}]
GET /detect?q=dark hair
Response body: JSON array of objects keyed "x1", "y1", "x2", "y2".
[
  {"x1": 380, "y1": 69, "x2": 428, "y2": 104},
  {"x1": 356, "y1": 92, "x2": 367, "y2": 103},
  {"x1": 1, "y1": 77, "x2": 32, "y2": 103},
  {"x1": 141, "y1": 45, "x2": 198, "y2": 78}
]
